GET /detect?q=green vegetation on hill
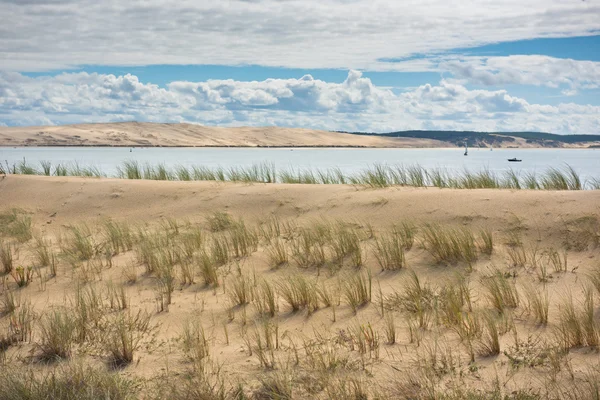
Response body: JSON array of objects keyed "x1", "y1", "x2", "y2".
[{"x1": 341, "y1": 130, "x2": 600, "y2": 147}]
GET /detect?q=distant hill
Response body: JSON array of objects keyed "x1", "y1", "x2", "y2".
[
  {"x1": 1, "y1": 123, "x2": 599, "y2": 148},
  {"x1": 342, "y1": 130, "x2": 600, "y2": 148}
]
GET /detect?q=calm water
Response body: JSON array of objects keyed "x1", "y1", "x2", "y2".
[{"x1": 1, "y1": 147, "x2": 600, "y2": 180}]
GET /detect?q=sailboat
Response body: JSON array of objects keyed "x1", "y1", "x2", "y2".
[{"x1": 464, "y1": 143, "x2": 468, "y2": 156}]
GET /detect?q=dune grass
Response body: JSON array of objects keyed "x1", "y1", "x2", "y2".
[
  {"x1": 421, "y1": 224, "x2": 478, "y2": 265},
  {"x1": 481, "y1": 270, "x2": 519, "y2": 314},
  {"x1": 0, "y1": 363, "x2": 138, "y2": 400},
  {"x1": 277, "y1": 275, "x2": 319, "y2": 314},
  {"x1": 373, "y1": 230, "x2": 407, "y2": 271},
  {"x1": 7, "y1": 159, "x2": 600, "y2": 190},
  {"x1": 37, "y1": 308, "x2": 76, "y2": 361},
  {"x1": 343, "y1": 270, "x2": 372, "y2": 314},
  {"x1": 0, "y1": 240, "x2": 14, "y2": 274}
]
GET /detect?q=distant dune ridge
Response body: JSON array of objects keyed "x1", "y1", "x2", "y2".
[{"x1": 0, "y1": 122, "x2": 599, "y2": 148}]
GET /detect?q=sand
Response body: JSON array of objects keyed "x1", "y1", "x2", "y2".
[{"x1": 1, "y1": 175, "x2": 600, "y2": 398}]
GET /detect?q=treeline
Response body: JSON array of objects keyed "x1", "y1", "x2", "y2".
[{"x1": 340, "y1": 130, "x2": 600, "y2": 146}]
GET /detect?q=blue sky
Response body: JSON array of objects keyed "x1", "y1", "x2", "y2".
[{"x1": 1, "y1": 0, "x2": 600, "y2": 133}]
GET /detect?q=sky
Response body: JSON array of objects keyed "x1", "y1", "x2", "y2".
[{"x1": 1, "y1": 0, "x2": 599, "y2": 134}]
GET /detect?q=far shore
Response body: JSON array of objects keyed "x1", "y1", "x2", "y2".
[{"x1": 2, "y1": 122, "x2": 599, "y2": 148}]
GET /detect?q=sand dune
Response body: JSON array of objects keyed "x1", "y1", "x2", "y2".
[
  {"x1": 1, "y1": 175, "x2": 600, "y2": 398},
  {"x1": 0, "y1": 122, "x2": 446, "y2": 148}
]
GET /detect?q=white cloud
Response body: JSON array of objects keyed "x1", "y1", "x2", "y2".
[
  {"x1": 0, "y1": 0, "x2": 598, "y2": 72},
  {"x1": 1, "y1": 70, "x2": 599, "y2": 134},
  {"x1": 440, "y1": 55, "x2": 600, "y2": 94}
]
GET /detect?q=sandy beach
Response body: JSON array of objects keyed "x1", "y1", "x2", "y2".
[{"x1": 1, "y1": 174, "x2": 599, "y2": 398}]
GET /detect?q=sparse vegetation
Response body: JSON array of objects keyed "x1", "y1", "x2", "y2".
[
  {"x1": 1, "y1": 174, "x2": 599, "y2": 398},
  {"x1": 7, "y1": 160, "x2": 599, "y2": 190}
]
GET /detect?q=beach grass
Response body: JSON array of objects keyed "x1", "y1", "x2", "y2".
[{"x1": 5, "y1": 159, "x2": 599, "y2": 190}]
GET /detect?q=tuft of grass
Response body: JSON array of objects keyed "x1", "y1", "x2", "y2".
[
  {"x1": 116, "y1": 160, "x2": 143, "y2": 179},
  {"x1": 103, "y1": 310, "x2": 153, "y2": 367},
  {"x1": 343, "y1": 270, "x2": 372, "y2": 314},
  {"x1": 506, "y1": 245, "x2": 528, "y2": 269},
  {"x1": 227, "y1": 220, "x2": 259, "y2": 258},
  {"x1": 388, "y1": 271, "x2": 435, "y2": 329},
  {"x1": 523, "y1": 283, "x2": 549, "y2": 325},
  {"x1": 277, "y1": 275, "x2": 319, "y2": 314},
  {"x1": 155, "y1": 260, "x2": 175, "y2": 311},
  {"x1": 554, "y1": 292, "x2": 589, "y2": 350},
  {"x1": 33, "y1": 236, "x2": 52, "y2": 267},
  {"x1": 175, "y1": 165, "x2": 192, "y2": 181},
  {"x1": 477, "y1": 312, "x2": 500, "y2": 356},
  {"x1": 478, "y1": 229, "x2": 494, "y2": 255},
  {"x1": 37, "y1": 308, "x2": 76, "y2": 360},
  {"x1": 206, "y1": 211, "x2": 233, "y2": 232},
  {"x1": 266, "y1": 238, "x2": 288, "y2": 269},
  {"x1": 71, "y1": 284, "x2": 105, "y2": 343},
  {"x1": 347, "y1": 322, "x2": 380, "y2": 359},
  {"x1": 540, "y1": 164, "x2": 582, "y2": 190},
  {"x1": 421, "y1": 224, "x2": 478, "y2": 265},
  {"x1": 197, "y1": 251, "x2": 220, "y2": 287},
  {"x1": 180, "y1": 319, "x2": 210, "y2": 366},
  {"x1": 228, "y1": 274, "x2": 252, "y2": 307},
  {"x1": 255, "y1": 279, "x2": 278, "y2": 318},
  {"x1": 0, "y1": 240, "x2": 14, "y2": 274},
  {"x1": 373, "y1": 230, "x2": 406, "y2": 271},
  {"x1": 106, "y1": 282, "x2": 129, "y2": 310},
  {"x1": 481, "y1": 270, "x2": 519, "y2": 314},
  {"x1": 104, "y1": 220, "x2": 134, "y2": 255},
  {"x1": 289, "y1": 223, "x2": 328, "y2": 269},
  {"x1": 548, "y1": 249, "x2": 568, "y2": 273},
  {"x1": 503, "y1": 169, "x2": 522, "y2": 189},
  {"x1": 62, "y1": 224, "x2": 99, "y2": 261},
  {"x1": 330, "y1": 222, "x2": 363, "y2": 268},
  {"x1": 254, "y1": 370, "x2": 293, "y2": 400}
]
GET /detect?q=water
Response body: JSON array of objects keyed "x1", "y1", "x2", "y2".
[{"x1": 1, "y1": 147, "x2": 599, "y2": 181}]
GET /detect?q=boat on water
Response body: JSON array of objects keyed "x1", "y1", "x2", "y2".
[{"x1": 508, "y1": 158, "x2": 522, "y2": 162}]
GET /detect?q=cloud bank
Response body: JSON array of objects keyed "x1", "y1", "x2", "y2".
[
  {"x1": 0, "y1": 0, "x2": 598, "y2": 71},
  {"x1": 1, "y1": 70, "x2": 598, "y2": 134}
]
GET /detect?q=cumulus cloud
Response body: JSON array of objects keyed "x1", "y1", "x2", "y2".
[
  {"x1": 0, "y1": 0, "x2": 598, "y2": 71},
  {"x1": 1, "y1": 70, "x2": 599, "y2": 134},
  {"x1": 441, "y1": 55, "x2": 600, "y2": 94}
]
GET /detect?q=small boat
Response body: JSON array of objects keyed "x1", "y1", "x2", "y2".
[{"x1": 507, "y1": 158, "x2": 522, "y2": 162}]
